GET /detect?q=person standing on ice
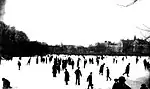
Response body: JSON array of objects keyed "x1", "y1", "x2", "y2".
[
  {"x1": 2, "y1": 78, "x2": 12, "y2": 89},
  {"x1": 27, "y1": 57, "x2": 31, "y2": 65},
  {"x1": 99, "y1": 63, "x2": 105, "y2": 75},
  {"x1": 96, "y1": 57, "x2": 99, "y2": 66},
  {"x1": 75, "y1": 67, "x2": 82, "y2": 85},
  {"x1": 71, "y1": 60, "x2": 74, "y2": 69},
  {"x1": 106, "y1": 67, "x2": 111, "y2": 81},
  {"x1": 36, "y1": 56, "x2": 38, "y2": 64},
  {"x1": 113, "y1": 58, "x2": 116, "y2": 64},
  {"x1": 87, "y1": 72, "x2": 93, "y2": 89},
  {"x1": 123, "y1": 63, "x2": 130, "y2": 77},
  {"x1": 136, "y1": 56, "x2": 139, "y2": 64},
  {"x1": 64, "y1": 69, "x2": 70, "y2": 85},
  {"x1": 77, "y1": 58, "x2": 81, "y2": 67},
  {"x1": 52, "y1": 64, "x2": 57, "y2": 77},
  {"x1": 112, "y1": 76, "x2": 131, "y2": 89},
  {"x1": 17, "y1": 60, "x2": 21, "y2": 70},
  {"x1": 84, "y1": 58, "x2": 87, "y2": 68}
]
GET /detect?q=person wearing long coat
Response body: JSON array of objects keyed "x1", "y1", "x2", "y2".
[{"x1": 64, "y1": 69, "x2": 70, "y2": 85}]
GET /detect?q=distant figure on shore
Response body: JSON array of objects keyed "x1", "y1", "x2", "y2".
[
  {"x1": 99, "y1": 63, "x2": 105, "y2": 75},
  {"x1": 87, "y1": 72, "x2": 93, "y2": 89},
  {"x1": 123, "y1": 63, "x2": 130, "y2": 77},
  {"x1": 2, "y1": 78, "x2": 12, "y2": 89},
  {"x1": 17, "y1": 60, "x2": 21, "y2": 70},
  {"x1": 140, "y1": 84, "x2": 148, "y2": 89},
  {"x1": 112, "y1": 76, "x2": 131, "y2": 89},
  {"x1": 75, "y1": 67, "x2": 82, "y2": 85},
  {"x1": 64, "y1": 69, "x2": 70, "y2": 85}
]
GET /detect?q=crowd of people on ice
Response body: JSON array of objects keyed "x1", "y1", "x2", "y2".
[{"x1": 0, "y1": 55, "x2": 150, "y2": 89}]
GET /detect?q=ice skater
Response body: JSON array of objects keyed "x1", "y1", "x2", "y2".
[
  {"x1": 2, "y1": 78, "x2": 12, "y2": 89},
  {"x1": 99, "y1": 63, "x2": 105, "y2": 75},
  {"x1": 123, "y1": 63, "x2": 130, "y2": 77},
  {"x1": 84, "y1": 59, "x2": 87, "y2": 68},
  {"x1": 27, "y1": 57, "x2": 31, "y2": 65},
  {"x1": 17, "y1": 60, "x2": 21, "y2": 70},
  {"x1": 87, "y1": 72, "x2": 93, "y2": 89},
  {"x1": 75, "y1": 67, "x2": 82, "y2": 85},
  {"x1": 64, "y1": 69, "x2": 70, "y2": 85},
  {"x1": 106, "y1": 67, "x2": 111, "y2": 81}
]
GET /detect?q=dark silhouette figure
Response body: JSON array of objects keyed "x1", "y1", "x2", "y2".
[
  {"x1": 49, "y1": 56, "x2": 53, "y2": 63},
  {"x1": 99, "y1": 63, "x2": 105, "y2": 75},
  {"x1": 143, "y1": 59, "x2": 147, "y2": 70},
  {"x1": 112, "y1": 76, "x2": 131, "y2": 89},
  {"x1": 112, "y1": 79, "x2": 119, "y2": 89},
  {"x1": 116, "y1": 60, "x2": 118, "y2": 64},
  {"x1": 96, "y1": 58, "x2": 99, "y2": 66},
  {"x1": 27, "y1": 57, "x2": 31, "y2": 65},
  {"x1": 52, "y1": 64, "x2": 57, "y2": 77},
  {"x1": 84, "y1": 59, "x2": 87, "y2": 68},
  {"x1": 140, "y1": 84, "x2": 148, "y2": 89},
  {"x1": 45, "y1": 57, "x2": 47, "y2": 64},
  {"x1": 75, "y1": 67, "x2": 82, "y2": 85},
  {"x1": 122, "y1": 57, "x2": 124, "y2": 61},
  {"x1": 136, "y1": 56, "x2": 139, "y2": 64},
  {"x1": 106, "y1": 67, "x2": 111, "y2": 81},
  {"x1": 91, "y1": 58, "x2": 94, "y2": 64},
  {"x1": 57, "y1": 63, "x2": 60, "y2": 74},
  {"x1": 71, "y1": 60, "x2": 74, "y2": 69},
  {"x1": 2, "y1": 78, "x2": 12, "y2": 89},
  {"x1": 64, "y1": 69, "x2": 70, "y2": 85},
  {"x1": 113, "y1": 58, "x2": 116, "y2": 64},
  {"x1": 36, "y1": 56, "x2": 38, "y2": 64},
  {"x1": 77, "y1": 58, "x2": 81, "y2": 67},
  {"x1": 18, "y1": 61, "x2": 21, "y2": 70},
  {"x1": 87, "y1": 72, "x2": 93, "y2": 89},
  {"x1": 19, "y1": 57, "x2": 22, "y2": 60},
  {"x1": 123, "y1": 63, "x2": 130, "y2": 77}
]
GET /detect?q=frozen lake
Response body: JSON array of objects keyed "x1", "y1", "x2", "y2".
[{"x1": 0, "y1": 55, "x2": 149, "y2": 89}]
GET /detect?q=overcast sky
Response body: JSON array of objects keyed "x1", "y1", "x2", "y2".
[{"x1": 3, "y1": 0, "x2": 150, "y2": 46}]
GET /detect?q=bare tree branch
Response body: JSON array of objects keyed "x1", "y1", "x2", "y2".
[
  {"x1": 143, "y1": 24, "x2": 150, "y2": 30},
  {"x1": 136, "y1": 26, "x2": 150, "y2": 32},
  {"x1": 117, "y1": 0, "x2": 139, "y2": 7}
]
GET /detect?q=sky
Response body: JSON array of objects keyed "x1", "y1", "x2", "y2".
[{"x1": 3, "y1": 0, "x2": 150, "y2": 47}]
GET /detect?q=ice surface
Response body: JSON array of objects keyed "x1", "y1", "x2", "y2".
[{"x1": 0, "y1": 55, "x2": 149, "y2": 89}]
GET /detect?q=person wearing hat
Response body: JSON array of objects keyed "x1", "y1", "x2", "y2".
[
  {"x1": 112, "y1": 76, "x2": 131, "y2": 89},
  {"x1": 87, "y1": 72, "x2": 93, "y2": 89},
  {"x1": 75, "y1": 67, "x2": 82, "y2": 85},
  {"x1": 112, "y1": 78, "x2": 119, "y2": 89},
  {"x1": 2, "y1": 78, "x2": 12, "y2": 89},
  {"x1": 64, "y1": 69, "x2": 70, "y2": 85},
  {"x1": 140, "y1": 84, "x2": 148, "y2": 89}
]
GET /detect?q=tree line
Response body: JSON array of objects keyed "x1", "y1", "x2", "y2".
[{"x1": 0, "y1": 21, "x2": 49, "y2": 58}]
